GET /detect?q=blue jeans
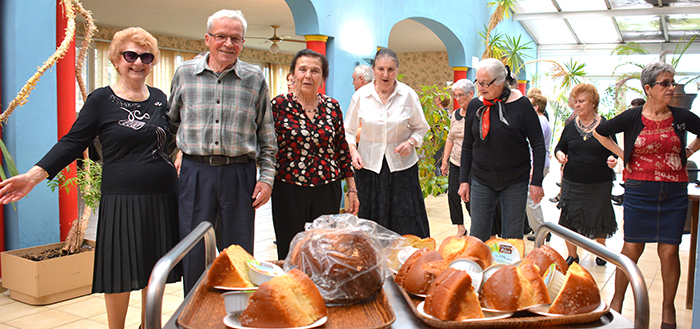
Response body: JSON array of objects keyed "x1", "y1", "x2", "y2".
[{"x1": 469, "y1": 179, "x2": 529, "y2": 241}]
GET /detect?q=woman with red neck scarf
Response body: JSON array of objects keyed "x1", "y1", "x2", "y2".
[{"x1": 458, "y1": 58, "x2": 546, "y2": 242}]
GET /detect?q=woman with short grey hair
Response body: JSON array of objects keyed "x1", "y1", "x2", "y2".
[
  {"x1": 595, "y1": 61, "x2": 700, "y2": 329},
  {"x1": 441, "y1": 79, "x2": 475, "y2": 236},
  {"x1": 458, "y1": 58, "x2": 546, "y2": 242}
]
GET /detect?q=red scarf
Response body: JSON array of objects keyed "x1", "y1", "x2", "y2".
[{"x1": 481, "y1": 98, "x2": 501, "y2": 139}]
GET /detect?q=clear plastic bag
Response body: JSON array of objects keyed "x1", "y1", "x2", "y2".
[{"x1": 283, "y1": 214, "x2": 403, "y2": 304}]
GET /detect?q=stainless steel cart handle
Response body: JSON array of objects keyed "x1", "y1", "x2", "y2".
[
  {"x1": 144, "y1": 221, "x2": 217, "y2": 329},
  {"x1": 534, "y1": 222, "x2": 650, "y2": 329}
]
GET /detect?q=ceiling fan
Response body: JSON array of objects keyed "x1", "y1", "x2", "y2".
[{"x1": 248, "y1": 25, "x2": 305, "y2": 54}]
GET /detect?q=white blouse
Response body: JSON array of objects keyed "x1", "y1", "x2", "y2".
[{"x1": 345, "y1": 80, "x2": 429, "y2": 174}]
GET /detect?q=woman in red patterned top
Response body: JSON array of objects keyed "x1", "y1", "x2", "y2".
[
  {"x1": 595, "y1": 61, "x2": 700, "y2": 329},
  {"x1": 270, "y1": 49, "x2": 359, "y2": 259}
]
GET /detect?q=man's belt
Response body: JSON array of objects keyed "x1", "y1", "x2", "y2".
[{"x1": 183, "y1": 154, "x2": 250, "y2": 166}]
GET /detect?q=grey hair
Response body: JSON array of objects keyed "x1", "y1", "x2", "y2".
[
  {"x1": 374, "y1": 48, "x2": 399, "y2": 68},
  {"x1": 451, "y1": 79, "x2": 475, "y2": 95},
  {"x1": 476, "y1": 58, "x2": 507, "y2": 86},
  {"x1": 354, "y1": 64, "x2": 374, "y2": 82},
  {"x1": 207, "y1": 10, "x2": 248, "y2": 36},
  {"x1": 640, "y1": 61, "x2": 675, "y2": 94}
]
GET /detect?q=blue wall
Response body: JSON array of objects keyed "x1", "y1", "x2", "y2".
[
  {"x1": 1, "y1": 0, "x2": 60, "y2": 249},
  {"x1": 286, "y1": 0, "x2": 537, "y2": 110}
]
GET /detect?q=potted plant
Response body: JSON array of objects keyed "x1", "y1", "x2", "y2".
[{"x1": 0, "y1": 1, "x2": 98, "y2": 305}]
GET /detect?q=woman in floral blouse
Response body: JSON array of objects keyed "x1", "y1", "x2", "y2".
[{"x1": 270, "y1": 49, "x2": 359, "y2": 259}]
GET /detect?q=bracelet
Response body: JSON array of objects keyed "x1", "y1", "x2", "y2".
[
  {"x1": 346, "y1": 189, "x2": 358, "y2": 196},
  {"x1": 408, "y1": 139, "x2": 415, "y2": 147}
]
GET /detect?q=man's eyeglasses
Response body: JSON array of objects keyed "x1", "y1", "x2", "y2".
[
  {"x1": 650, "y1": 81, "x2": 678, "y2": 88},
  {"x1": 208, "y1": 33, "x2": 244, "y2": 45},
  {"x1": 122, "y1": 51, "x2": 155, "y2": 64},
  {"x1": 475, "y1": 77, "x2": 497, "y2": 88}
]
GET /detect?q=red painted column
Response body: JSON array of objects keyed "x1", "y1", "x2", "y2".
[
  {"x1": 518, "y1": 80, "x2": 527, "y2": 96},
  {"x1": 453, "y1": 67, "x2": 468, "y2": 110},
  {"x1": 304, "y1": 35, "x2": 328, "y2": 94},
  {"x1": 56, "y1": 1, "x2": 78, "y2": 241}
]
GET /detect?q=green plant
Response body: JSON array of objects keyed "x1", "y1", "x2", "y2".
[
  {"x1": 482, "y1": 0, "x2": 521, "y2": 60},
  {"x1": 502, "y1": 35, "x2": 533, "y2": 75},
  {"x1": 47, "y1": 158, "x2": 102, "y2": 211},
  {"x1": 478, "y1": 26, "x2": 506, "y2": 61},
  {"x1": 417, "y1": 84, "x2": 451, "y2": 198}
]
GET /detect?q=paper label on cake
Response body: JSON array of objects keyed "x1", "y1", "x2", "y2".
[
  {"x1": 541, "y1": 263, "x2": 557, "y2": 286},
  {"x1": 488, "y1": 241, "x2": 520, "y2": 264}
]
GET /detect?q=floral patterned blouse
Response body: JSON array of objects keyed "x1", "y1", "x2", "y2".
[
  {"x1": 271, "y1": 92, "x2": 353, "y2": 186},
  {"x1": 626, "y1": 116, "x2": 688, "y2": 182}
]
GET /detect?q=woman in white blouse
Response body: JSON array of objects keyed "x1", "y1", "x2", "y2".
[{"x1": 345, "y1": 48, "x2": 431, "y2": 237}]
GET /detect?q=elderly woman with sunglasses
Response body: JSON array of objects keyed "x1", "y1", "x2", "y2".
[
  {"x1": 595, "y1": 61, "x2": 700, "y2": 329},
  {"x1": 0, "y1": 27, "x2": 180, "y2": 329},
  {"x1": 458, "y1": 58, "x2": 546, "y2": 243}
]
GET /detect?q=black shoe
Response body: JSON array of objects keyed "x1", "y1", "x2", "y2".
[
  {"x1": 611, "y1": 194, "x2": 624, "y2": 205},
  {"x1": 549, "y1": 194, "x2": 560, "y2": 203},
  {"x1": 527, "y1": 233, "x2": 551, "y2": 242},
  {"x1": 595, "y1": 257, "x2": 607, "y2": 266},
  {"x1": 556, "y1": 182, "x2": 561, "y2": 187},
  {"x1": 565, "y1": 255, "x2": 579, "y2": 265}
]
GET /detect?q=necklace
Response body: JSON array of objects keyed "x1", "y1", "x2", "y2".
[
  {"x1": 117, "y1": 82, "x2": 149, "y2": 102},
  {"x1": 575, "y1": 116, "x2": 598, "y2": 141}
]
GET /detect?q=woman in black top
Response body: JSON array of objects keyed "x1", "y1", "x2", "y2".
[
  {"x1": 0, "y1": 27, "x2": 180, "y2": 329},
  {"x1": 458, "y1": 58, "x2": 546, "y2": 242},
  {"x1": 554, "y1": 83, "x2": 618, "y2": 266}
]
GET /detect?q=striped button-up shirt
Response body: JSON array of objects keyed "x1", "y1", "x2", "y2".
[{"x1": 167, "y1": 56, "x2": 277, "y2": 186}]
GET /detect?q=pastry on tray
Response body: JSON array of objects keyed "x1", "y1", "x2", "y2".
[
  {"x1": 438, "y1": 235, "x2": 493, "y2": 269},
  {"x1": 207, "y1": 244, "x2": 255, "y2": 288},
  {"x1": 394, "y1": 248, "x2": 447, "y2": 295},
  {"x1": 548, "y1": 262, "x2": 601, "y2": 315},
  {"x1": 424, "y1": 267, "x2": 484, "y2": 321},
  {"x1": 479, "y1": 263, "x2": 550, "y2": 311},
  {"x1": 239, "y1": 268, "x2": 327, "y2": 328}
]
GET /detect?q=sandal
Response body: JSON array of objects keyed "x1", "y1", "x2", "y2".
[{"x1": 549, "y1": 194, "x2": 561, "y2": 203}]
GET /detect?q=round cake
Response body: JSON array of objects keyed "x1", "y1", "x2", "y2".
[
  {"x1": 424, "y1": 268, "x2": 484, "y2": 321},
  {"x1": 438, "y1": 236, "x2": 493, "y2": 269},
  {"x1": 479, "y1": 263, "x2": 550, "y2": 311},
  {"x1": 394, "y1": 249, "x2": 447, "y2": 295},
  {"x1": 287, "y1": 229, "x2": 383, "y2": 304},
  {"x1": 521, "y1": 245, "x2": 569, "y2": 276},
  {"x1": 548, "y1": 262, "x2": 601, "y2": 314}
]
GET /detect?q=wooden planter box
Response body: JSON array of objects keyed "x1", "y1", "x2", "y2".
[{"x1": 1, "y1": 239, "x2": 95, "y2": 305}]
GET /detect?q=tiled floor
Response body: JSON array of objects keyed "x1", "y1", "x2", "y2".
[{"x1": 0, "y1": 163, "x2": 695, "y2": 328}]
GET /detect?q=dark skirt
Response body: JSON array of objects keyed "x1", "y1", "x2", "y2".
[
  {"x1": 92, "y1": 191, "x2": 182, "y2": 294},
  {"x1": 558, "y1": 178, "x2": 617, "y2": 239},
  {"x1": 623, "y1": 179, "x2": 687, "y2": 245},
  {"x1": 355, "y1": 158, "x2": 430, "y2": 238}
]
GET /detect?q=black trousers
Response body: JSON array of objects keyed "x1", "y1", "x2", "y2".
[
  {"x1": 271, "y1": 179, "x2": 342, "y2": 260},
  {"x1": 448, "y1": 163, "x2": 469, "y2": 225},
  {"x1": 178, "y1": 158, "x2": 256, "y2": 295}
]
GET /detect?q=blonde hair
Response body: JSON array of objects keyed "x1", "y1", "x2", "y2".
[
  {"x1": 108, "y1": 27, "x2": 160, "y2": 70},
  {"x1": 570, "y1": 83, "x2": 600, "y2": 111}
]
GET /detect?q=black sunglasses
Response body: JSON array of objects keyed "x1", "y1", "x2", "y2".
[{"x1": 122, "y1": 51, "x2": 155, "y2": 64}]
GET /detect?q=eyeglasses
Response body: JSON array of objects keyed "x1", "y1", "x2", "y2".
[
  {"x1": 650, "y1": 81, "x2": 678, "y2": 88},
  {"x1": 475, "y1": 77, "x2": 497, "y2": 88},
  {"x1": 454, "y1": 93, "x2": 467, "y2": 98},
  {"x1": 208, "y1": 33, "x2": 244, "y2": 45},
  {"x1": 122, "y1": 51, "x2": 155, "y2": 64}
]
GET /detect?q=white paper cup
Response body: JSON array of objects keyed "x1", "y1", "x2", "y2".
[
  {"x1": 448, "y1": 258, "x2": 484, "y2": 292},
  {"x1": 247, "y1": 261, "x2": 284, "y2": 286},
  {"x1": 222, "y1": 290, "x2": 255, "y2": 315}
]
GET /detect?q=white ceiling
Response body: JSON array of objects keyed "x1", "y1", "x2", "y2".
[{"x1": 77, "y1": 0, "x2": 443, "y2": 55}]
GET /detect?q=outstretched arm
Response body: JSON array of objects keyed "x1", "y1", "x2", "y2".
[{"x1": 0, "y1": 166, "x2": 49, "y2": 204}]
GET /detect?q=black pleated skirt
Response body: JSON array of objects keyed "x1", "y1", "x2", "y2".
[
  {"x1": 355, "y1": 158, "x2": 430, "y2": 238},
  {"x1": 558, "y1": 178, "x2": 617, "y2": 239},
  {"x1": 92, "y1": 191, "x2": 182, "y2": 294}
]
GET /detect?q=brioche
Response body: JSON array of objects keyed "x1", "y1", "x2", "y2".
[
  {"x1": 395, "y1": 249, "x2": 447, "y2": 295},
  {"x1": 207, "y1": 245, "x2": 255, "y2": 288},
  {"x1": 403, "y1": 234, "x2": 436, "y2": 250},
  {"x1": 394, "y1": 247, "x2": 430, "y2": 287},
  {"x1": 239, "y1": 269, "x2": 327, "y2": 328},
  {"x1": 424, "y1": 268, "x2": 484, "y2": 321},
  {"x1": 438, "y1": 236, "x2": 493, "y2": 269},
  {"x1": 479, "y1": 263, "x2": 550, "y2": 311},
  {"x1": 521, "y1": 245, "x2": 569, "y2": 276},
  {"x1": 288, "y1": 229, "x2": 382, "y2": 304},
  {"x1": 549, "y1": 263, "x2": 601, "y2": 315}
]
